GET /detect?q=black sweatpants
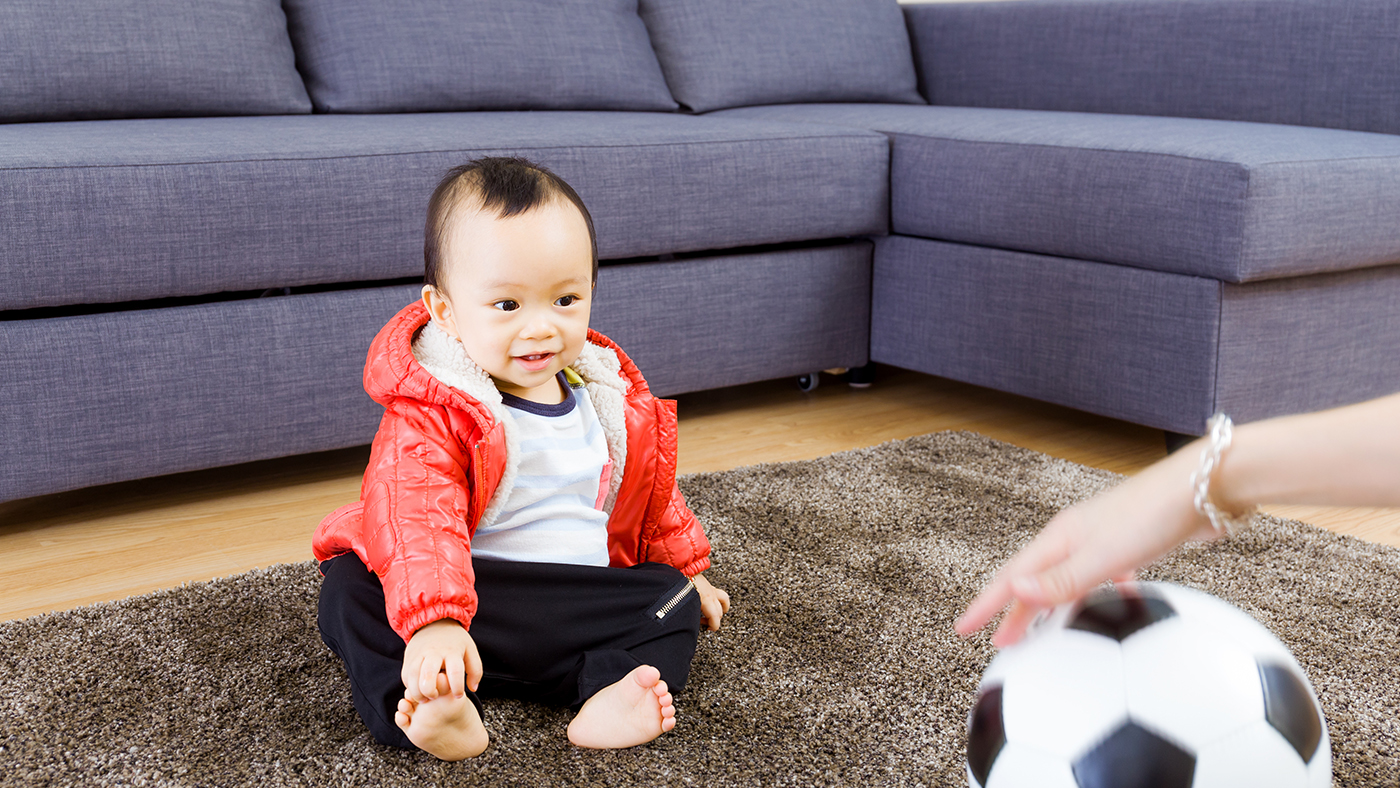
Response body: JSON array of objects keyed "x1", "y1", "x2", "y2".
[{"x1": 317, "y1": 553, "x2": 702, "y2": 749}]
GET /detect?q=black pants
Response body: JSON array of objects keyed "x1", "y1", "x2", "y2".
[{"x1": 317, "y1": 553, "x2": 702, "y2": 749}]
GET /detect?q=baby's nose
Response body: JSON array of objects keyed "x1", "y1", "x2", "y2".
[{"x1": 521, "y1": 315, "x2": 558, "y2": 338}]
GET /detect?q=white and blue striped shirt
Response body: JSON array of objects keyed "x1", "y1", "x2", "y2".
[{"x1": 471, "y1": 372, "x2": 612, "y2": 566}]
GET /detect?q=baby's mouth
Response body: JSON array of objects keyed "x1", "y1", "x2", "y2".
[{"x1": 514, "y1": 352, "x2": 555, "y2": 371}]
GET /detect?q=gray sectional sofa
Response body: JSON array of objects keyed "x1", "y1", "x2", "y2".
[{"x1": 3, "y1": 0, "x2": 1398, "y2": 504}]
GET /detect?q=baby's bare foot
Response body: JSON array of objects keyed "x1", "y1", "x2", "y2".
[
  {"x1": 395, "y1": 673, "x2": 489, "y2": 761},
  {"x1": 567, "y1": 664, "x2": 676, "y2": 749}
]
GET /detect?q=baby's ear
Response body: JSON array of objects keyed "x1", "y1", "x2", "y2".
[{"x1": 421, "y1": 284, "x2": 458, "y2": 338}]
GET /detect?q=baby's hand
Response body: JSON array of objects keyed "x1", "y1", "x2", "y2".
[
  {"x1": 692, "y1": 574, "x2": 730, "y2": 631},
  {"x1": 402, "y1": 618, "x2": 482, "y2": 703}
]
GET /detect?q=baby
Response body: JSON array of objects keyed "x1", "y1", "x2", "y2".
[{"x1": 313, "y1": 157, "x2": 729, "y2": 760}]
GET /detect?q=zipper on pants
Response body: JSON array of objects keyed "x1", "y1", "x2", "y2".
[{"x1": 653, "y1": 578, "x2": 696, "y2": 621}]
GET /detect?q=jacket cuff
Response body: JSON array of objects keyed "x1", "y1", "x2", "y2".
[
  {"x1": 679, "y1": 556, "x2": 711, "y2": 578},
  {"x1": 395, "y1": 603, "x2": 476, "y2": 644}
]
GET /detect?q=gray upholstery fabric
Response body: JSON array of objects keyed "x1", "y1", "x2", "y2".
[
  {"x1": 0, "y1": 285, "x2": 419, "y2": 503},
  {"x1": 282, "y1": 0, "x2": 676, "y2": 113},
  {"x1": 592, "y1": 243, "x2": 872, "y2": 397},
  {"x1": 873, "y1": 234, "x2": 1400, "y2": 434},
  {"x1": 903, "y1": 0, "x2": 1400, "y2": 135},
  {"x1": 1217, "y1": 265, "x2": 1400, "y2": 425},
  {"x1": 0, "y1": 242, "x2": 871, "y2": 502},
  {"x1": 637, "y1": 0, "x2": 924, "y2": 113},
  {"x1": 714, "y1": 104, "x2": 1400, "y2": 283},
  {"x1": 0, "y1": 113, "x2": 888, "y2": 310},
  {"x1": 871, "y1": 235, "x2": 1221, "y2": 434},
  {"x1": 0, "y1": 0, "x2": 311, "y2": 122}
]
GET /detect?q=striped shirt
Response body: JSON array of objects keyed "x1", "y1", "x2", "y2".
[{"x1": 471, "y1": 372, "x2": 612, "y2": 566}]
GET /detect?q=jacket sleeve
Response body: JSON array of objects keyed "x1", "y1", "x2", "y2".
[
  {"x1": 359, "y1": 400, "x2": 479, "y2": 643},
  {"x1": 639, "y1": 398, "x2": 712, "y2": 577},
  {"x1": 648, "y1": 484, "x2": 712, "y2": 577}
]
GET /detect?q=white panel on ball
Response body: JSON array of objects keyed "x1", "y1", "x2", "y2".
[
  {"x1": 1000, "y1": 628, "x2": 1127, "y2": 759},
  {"x1": 1307, "y1": 726, "x2": 1332, "y2": 788},
  {"x1": 1155, "y1": 584, "x2": 1298, "y2": 665},
  {"x1": 1122, "y1": 618, "x2": 1264, "y2": 750},
  {"x1": 983, "y1": 742, "x2": 1080, "y2": 788},
  {"x1": 1192, "y1": 720, "x2": 1309, "y2": 786}
]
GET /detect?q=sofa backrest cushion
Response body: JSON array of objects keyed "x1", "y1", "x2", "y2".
[
  {"x1": 0, "y1": 0, "x2": 311, "y2": 123},
  {"x1": 282, "y1": 0, "x2": 678, "y2": 113},
  {"x1": 637, "y1": 0, "x2": 925, "y2": 113},
  {"x1": 907, "y1": 0, "x2": 1400, "y2": 136}
]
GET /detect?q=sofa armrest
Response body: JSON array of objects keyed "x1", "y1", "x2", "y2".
[{"x1": 902, "y1": 0, "x2": 1400, "y2": 135}]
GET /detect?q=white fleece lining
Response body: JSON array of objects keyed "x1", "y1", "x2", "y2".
[
  {"x1": 411, "y1": 322, "x2": 631, "y2": 530},
  {"x1": 570, "y1": 342, "x2": 630, "y2": 514}
]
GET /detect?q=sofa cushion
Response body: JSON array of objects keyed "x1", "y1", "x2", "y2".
[
  {"x1": 714, "y1": 104, "x2": 1400, "y2": 283},
  {"x1": 0, "y1": 0, "x2": 311, "y2": 122},
  {"x1": 872, "y1": 235, "x2": 1400, "y2": 434},
  {"x1": 872, "y1": 235, "x2": 1222, "y2": 434},
  {"x1": 904, "y1": 0, "x2": 1400, "y2": 136},
  {"x1": 593, "y1": 244, "x2": 871, "y2": 397},
  {"x1": 282, "y1": 0, "x2": 677, "y2": 113},
  {"x1": 0, "y1": 113, "x2": 889, "y2": 311},
  {"x1": 637, "y1": 0, "x2": 924, "y2": 113}
]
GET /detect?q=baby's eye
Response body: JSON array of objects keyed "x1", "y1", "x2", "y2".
[
  {"x1": 555, "y1": 295, "x2": 580, "y2": 307},
  {"x1": 492, "y1": 300, "x2": 519, "y2": 312}
]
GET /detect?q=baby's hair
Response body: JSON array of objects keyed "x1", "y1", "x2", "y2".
[{"x1": 424, "y1": 157, "x2": 598, "y2": 291}]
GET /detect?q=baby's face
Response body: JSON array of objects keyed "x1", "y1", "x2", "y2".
[{"x1": 427, "y1": 200, "x2": 594, "y2": 403}]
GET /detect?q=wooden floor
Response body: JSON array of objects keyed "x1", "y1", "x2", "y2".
[{"x1": 3, "y1": 366, "x2": 1397, "y2": 622}]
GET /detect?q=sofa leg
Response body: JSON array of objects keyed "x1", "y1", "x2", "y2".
[
  {"x1": 1164, "y1": 430, "x2": 1197, "y2": 454},
  {"x1": 844, "y1": 363, "x2": 875, "y2": 389}
]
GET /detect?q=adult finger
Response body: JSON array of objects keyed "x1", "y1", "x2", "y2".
[
  {"x1": 956, "y1": 521, "x2": 1080, "y2": 636},
  {"x1": 955, "y1": 577, "x2": 1016, "y2": 637},
  {"x1": 991, "y1": 598, "x2": 1044, "y2": 648}
]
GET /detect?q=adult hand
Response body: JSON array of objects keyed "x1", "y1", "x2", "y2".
[
  {"x1": 401, "y1": 618, "x2": 482, "y2": 702},
  {"x1": 692, "y1": 573, "x2": 731, "y2": 631},
  {"x1": 954, "y1": 446, "x2": 1219, "y2": 647}
]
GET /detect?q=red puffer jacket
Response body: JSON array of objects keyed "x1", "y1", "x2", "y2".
[{"x1": 313, "y1": 302, "x2": 711, "y2": 643}]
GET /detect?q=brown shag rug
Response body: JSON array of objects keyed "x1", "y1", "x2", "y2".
[{"x1": 2, "y1": 432, "x2": 1397, "y2": 787}]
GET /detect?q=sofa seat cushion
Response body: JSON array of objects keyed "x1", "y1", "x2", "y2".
[
  {"x1": 714, "y1": 104, "x2": 1400, "y2": 283},
  {"x1": 0, "y1": 112, "x2": 888, "y2": 311},
  {"x1": 1, "y1": 0, "x2": 311, "y2": 123}
]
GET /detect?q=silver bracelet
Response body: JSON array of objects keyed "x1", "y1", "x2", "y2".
[{"x1": 1190, "y1": 413, "x2": 1257, "y2": 535}]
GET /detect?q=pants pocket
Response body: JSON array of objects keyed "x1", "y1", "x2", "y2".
[{"x1": 646, "y1": 576, "x2": 696, "y2": 623}]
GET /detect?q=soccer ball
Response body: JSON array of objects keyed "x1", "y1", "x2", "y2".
[{"x1": 966, "y1": 581, "x2": 1330, "y2": 788}]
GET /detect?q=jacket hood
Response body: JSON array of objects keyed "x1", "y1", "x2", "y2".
[
  {"x1": 363, "y1": 301, "x2": 649, "y2": 411},
  {"x1": 363, "y1": 300, "x2": 646, "y2": 527}
]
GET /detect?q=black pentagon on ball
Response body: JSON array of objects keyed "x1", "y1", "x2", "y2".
[
  {"x1": 1067, "y1": 584, "x2": 1177, "y2": 642},
  {"x1": 1260, "y1": 662, "x2": 1324, "y2": 763},
  {"x1": 967, "y1": 685, "x2": 1006, "y2": 787},
  {"x1": 1072, "y1": 721, "x2": 1195, "y2": 788}
]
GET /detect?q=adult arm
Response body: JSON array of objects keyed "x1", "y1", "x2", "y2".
[{"x1": 955, "y1": 392, "x2": 1400, "y2": 647}]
